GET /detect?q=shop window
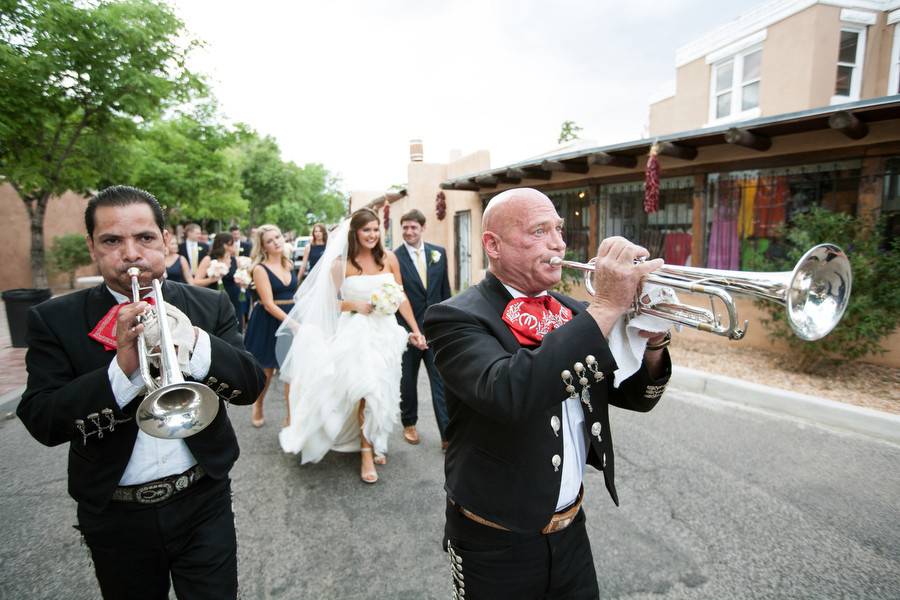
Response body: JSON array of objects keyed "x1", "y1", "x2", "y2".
[
  {"x1": 706, "y1": 161, "x2": 862, "y2": 270},
  {"x1": 882, "y1": 157, "x2": 900, "y2": 249},
  {"x1": 547, "y1": 187, "x2": 592, "y2": 262},
  {"x1": 600, "y1": 178, "x2": 694, "y2": 265}
]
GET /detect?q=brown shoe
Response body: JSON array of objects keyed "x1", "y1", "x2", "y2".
[{"x1": 403, "y1": 426, "x2": 420, "y2": 445}]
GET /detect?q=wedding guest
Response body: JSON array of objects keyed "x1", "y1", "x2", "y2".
[
  {"x1": 178, "y1": 223, "x2": 209, "y2": 276},
  {"x1": 164, "y1": 235, "x2": 193, "y2": 285},
  {"x1": 297, "y1": 222, "x2": 328, "y2": 280},
  {"x1": 244, "y1": 224, "x2": 297, "y2": 428},
  {"x1": 230, "y1": 225, "x2": 252, "y2": 257},
  {"x1": 278, "y1": 208, "x2": 427, "y2": 483}
]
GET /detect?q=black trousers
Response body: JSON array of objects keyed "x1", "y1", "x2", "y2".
[
  {"x1": 76, "y1": 477, "x2": 237, "y2": 600},
  {"x1": 444, "y1": 501, "x2": 599, "y2": 600},
  {"x1": 400, "y1": 345, "x2": 449, "y2": 439}
]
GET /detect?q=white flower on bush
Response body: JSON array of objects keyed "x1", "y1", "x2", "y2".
[
  {"x1": 370, "y1": 281, "x2": 404, "y2": 315},
  {"x1": 430, "y1": 250, "x2": 441, "y2": 264},
  {"x1": 233, "y1": 268, "x2": 252, "y2": 289},
  {"x1": 207, "y1": 259, "x2": 230, "y2": 279}
]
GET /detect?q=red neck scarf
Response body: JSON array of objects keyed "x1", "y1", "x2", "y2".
[
  {"x1": 502, "y1": 295, "x2": 572, "y2": 347},
  {"x1": 88, "y1": 296, "x2": 155, "y2": 351}
]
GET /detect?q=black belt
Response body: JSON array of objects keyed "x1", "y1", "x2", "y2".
[{"x1": 111, "y1": 465, "x2": 206, "y2": 505}]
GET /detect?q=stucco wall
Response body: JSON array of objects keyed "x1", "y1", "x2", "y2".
[{"x1": 0, "y1": 184, "x2": 96, "y2": 291}]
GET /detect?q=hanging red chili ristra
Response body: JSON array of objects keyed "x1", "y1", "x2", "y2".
[
  {"x1": 383, "y1": 202, "x2": 390, "y2": 229},
  {"x1": 435, "y1": 191, "x2": 447, "y2": 221},
  {"x1": 644, "y1": 143, "x2": 660, "y2": 214}
]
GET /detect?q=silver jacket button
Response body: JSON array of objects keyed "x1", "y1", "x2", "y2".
[
  {"x1": 550, "y1": 415, "x2": 560, "y2": 436},
  {"x1": 552, "y1": 454, "x2": 561, "y2": 472},
  {"x1": 591, "y1": 422, "x2": 602, "y2": 442}
]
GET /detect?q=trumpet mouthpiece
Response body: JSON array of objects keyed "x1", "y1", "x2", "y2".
[
  {"x1": 127, "y1": 267, "x2": 141, "y2": 277},
  {"x1": 547, "y1": 257, "x2": 564, "y2": 266}
]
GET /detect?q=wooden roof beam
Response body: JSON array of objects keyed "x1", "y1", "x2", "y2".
[
  {"x1": 473, "y1": 175, "x2": 499, "y2": 188},
  {"x1": 540, "y1": 159, "x2": 590, "y2": 174},
  {"x1": 588, "y1": 152, "x2": 638, "y2": 169},
  {"x1": 507, "y1": 167, "x2": 553, "y2": 181},
  {"x1": 725, "y1": 127, "x2": 772, "y2": 151},
  {"x1": 829, "y1": 110, "x2": 869, "y2": 140},
  {"x1": 657, "y1": 141, "x2": 698, "y2": 160},
  {"x1": 440, "y1": 181, "x2": 480, "y2": 192}
]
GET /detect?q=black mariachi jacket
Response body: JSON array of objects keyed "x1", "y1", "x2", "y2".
[
  {"x1": 18, "y1": 281, "x2": 265, "y2": 513},
  {"x1": 424, "y1": 272, "x2": 671, "y2": 533}
]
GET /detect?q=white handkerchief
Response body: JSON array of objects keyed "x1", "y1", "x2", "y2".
[{"x1": 607, "y1": 284, "x2": 677, "y2": 387}]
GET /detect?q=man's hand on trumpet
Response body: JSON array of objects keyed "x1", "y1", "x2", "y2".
[
  {"x1": 587, "y1": 236, "x2": 663, "y2": 337},
  {"x1": 115, "y1": 300, "x2": 150, "y2": 376}
]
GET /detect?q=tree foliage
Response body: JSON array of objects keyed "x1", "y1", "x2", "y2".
[
  {"x1": 750, "y1": 208, "x2": 900, "y2": 373},
  {"x1": 47, "y1": 232, "x2": 92, "y2": 288},
  {"x1": 113, "y1": 107, "x2": 246, "y2": 224},
  {"x1": 0, "y1": 0, "x2": 203, "y2": 287},
  {"x1": 558, "y1": 120, "x2": 583, "y2": 144}
]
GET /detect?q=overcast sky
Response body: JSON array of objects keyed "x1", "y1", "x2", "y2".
[{"x1": 174, "y1": 0, "x2": 762, "y2": 192}]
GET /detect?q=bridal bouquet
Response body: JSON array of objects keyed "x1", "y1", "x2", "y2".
[
  {"x1": 207, "y1": 259, "x2": 230, "y2": 279},
  {"x1": 236, "y1": 256, "x2": 252, "y2": 270},
  {"x1": 370, "y1": 281, "x2": 404, "y2": 315}
]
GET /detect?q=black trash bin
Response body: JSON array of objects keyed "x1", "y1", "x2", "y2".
[{"x1": 2, "y1": 288, "x2": 52, "y2": 348}]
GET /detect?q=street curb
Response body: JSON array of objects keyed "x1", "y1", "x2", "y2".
[
  {"x1": 0, "y1": 386, "x2": 24, "y2": 416},
  {"x1": 670, "y1": 366, "x2": 900, "y2": 445}
]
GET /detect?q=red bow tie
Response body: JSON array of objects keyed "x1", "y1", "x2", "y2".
[
  {"x1": 88, "y1": 296, "x2": 155, "y2": 351},
  {"x1": 502, "y1": 295, "x2": 572, "y2": 347}
]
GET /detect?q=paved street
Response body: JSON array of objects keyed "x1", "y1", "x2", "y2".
[{"x1": 1, "y1": 374, "x2": 898, "y2": 599}]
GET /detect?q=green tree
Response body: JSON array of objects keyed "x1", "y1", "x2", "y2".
[
  {"x1": 47, "y1": 233, "x2": 92, "y2": 288},
  {"x1": 750, "y1": 208, "x2": 900, "y2": 372},
  {"x1": 0, "y1": 0, "x2": 203, "y2": 287},
  {"x1": 230, "y1": 131, "x2": 294, "y2": 227},
  {"x1": 558, "y1": 120, "x2": 583, "y2": 144},
  {"x1": 262, "y1": 162, "x2": 346, "y2": 233},
  {"x1": 115, "y1": 108, "x2": 246, "y2": 225}
]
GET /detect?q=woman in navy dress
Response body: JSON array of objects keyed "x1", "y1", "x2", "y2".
[
  {"x1": 298, "y1": 222, "x2": 327, "y2": 282},
  {"x1": 194, "y1": 234, "x2": 242, "y2": 328},
  {"x1": 244, "y1": 224, "x2": 297, "y2": 427},
  {"x1": 164, "y1": 235, "x2": 193, "y2": 284}
]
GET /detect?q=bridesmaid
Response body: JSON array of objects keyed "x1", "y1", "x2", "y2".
[
  {"x1": 244, "y1": 224, "x2": 297, "y2": 428},
  {"x1": 297, "y1": 222, "x2": 328, "y2": 281},
  {"x1": 164, "y1": 235, "x2": 193, "y2": 284},
  {"x1": 194, "y1": 234, "x2": 242, "y2": 328}
]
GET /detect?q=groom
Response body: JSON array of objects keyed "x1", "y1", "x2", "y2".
[{"x1": 394, "y1": 209, "x2": 452, "y2": 449}]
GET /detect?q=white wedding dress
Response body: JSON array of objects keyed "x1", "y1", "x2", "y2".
[{"x1": 278, "y1": 273, "x2": 409, "y2": 463}]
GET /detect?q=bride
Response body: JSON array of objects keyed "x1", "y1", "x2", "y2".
[{"x1": 277, "y1": 207, "x2": 427, "y2": 483}]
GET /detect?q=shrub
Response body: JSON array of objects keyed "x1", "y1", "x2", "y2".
[
  {"x1": 751, "y1": 208, "x2": 900, "y2": 373},
  {"x1": 48, "y1": 234, "x2": 92, "y2": 289}
]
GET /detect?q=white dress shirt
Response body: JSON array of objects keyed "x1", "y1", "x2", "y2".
[
  {"x1": 502, "y1": 284, "x2": 587, "y2": 510},
  {"x1": 105, "y1": 286, "x2": 212, "y2": 485}
]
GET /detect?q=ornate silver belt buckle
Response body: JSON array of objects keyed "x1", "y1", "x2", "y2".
[
  {"x1": 136, "y1": 482, "x2": 174, "y2": 504},
  {"x1": 174, "y1": 475, "x2": 190, "y2": 491}
]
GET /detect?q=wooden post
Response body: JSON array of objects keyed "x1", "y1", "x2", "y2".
[{"x1": 691, "y1": 173, "x2": 707, "y2": 267}]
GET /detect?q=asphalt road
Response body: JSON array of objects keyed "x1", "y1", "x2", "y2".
[{"x1": 1, "y1": 375, "x2": 898, "y2": 599}]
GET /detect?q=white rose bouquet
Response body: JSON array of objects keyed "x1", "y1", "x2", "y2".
[
  {"x1": 236, "y1": 256, "x2": 252, "y2": 270},
  {"x1": 370, "y1": 281, "x2": 404, "y2": 316},
  {"x1": 207, "y1": 259, "x2": 230, "y2": 279},
  {"x1": 233, "y1": 268, "x2": 252, "y2": 289}
]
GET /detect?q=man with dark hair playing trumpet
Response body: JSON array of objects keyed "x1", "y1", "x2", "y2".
[
  {"x1": 17, "y1": 185, "x2": 265, "y2": 600},
  {"x1": 425, "y1": 188, "x2": 672, "y2": 599}
]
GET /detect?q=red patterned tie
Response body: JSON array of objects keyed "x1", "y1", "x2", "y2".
[
  {"x1": 502, "y1": 295, "x2": 572, "y2": 347},
  {"x1": 88, "y1": 296, "x2": 155, "y2": 351}
]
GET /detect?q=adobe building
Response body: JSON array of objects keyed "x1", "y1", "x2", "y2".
[{"x1": 355, "y1": 0, "x2": 900, "y2": 367}]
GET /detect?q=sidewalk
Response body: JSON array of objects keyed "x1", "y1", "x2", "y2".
[{"x1": 1, "y1": 294, "x2": 897, "y2": 444}]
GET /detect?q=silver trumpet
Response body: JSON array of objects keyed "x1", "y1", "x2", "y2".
[
  {"x1": 548, "y1": 243, "x2": 852, "y2": 341},
  {"x1": 128, "y1": 267, "x2": 220, "y2": 439}
]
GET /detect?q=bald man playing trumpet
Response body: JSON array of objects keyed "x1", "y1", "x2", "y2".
[{"x1": 424, "y1": 188, "x2": 671, "y2": 599}]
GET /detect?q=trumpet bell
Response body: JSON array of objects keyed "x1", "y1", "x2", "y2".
[
  {"x1": 786, "y1": 243, "x2": 851, "y2": 341},
  {"x1": 137, "y1": 381, "x2": 220, "y2": 440}
]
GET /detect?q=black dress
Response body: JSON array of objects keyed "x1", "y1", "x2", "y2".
[
  {"x1": 165, "y1": 257, "x2": 186, "y2": 283},
  {"x1": 306, "y1": 244, "x2": 326, "y2": 273},
  {"x1": 243, "y1": 265, "x2": 297, "y2": 369}
]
